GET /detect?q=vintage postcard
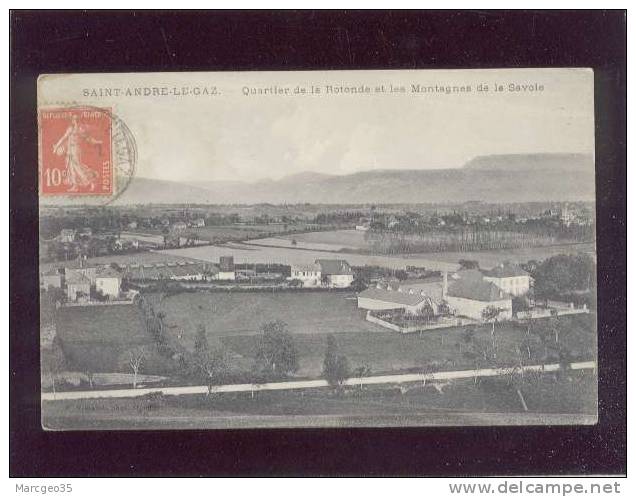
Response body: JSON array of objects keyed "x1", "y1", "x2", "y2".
[{"x1": 38, "y1": 69, "x2": 597, "y2": 430}]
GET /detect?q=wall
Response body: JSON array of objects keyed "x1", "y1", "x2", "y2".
[
  {"x1": 327, "y1": 274, "x2": 354, "y2": 288},
  {"x1": 484, "y1": 275, "x2": 530, "y2": 296},
  {"x1": 446, "y1": 295, "x2": 512, "y2": 321},
  {"x1": 96, "y1": 277, "x2": 120, "y2": 297}
]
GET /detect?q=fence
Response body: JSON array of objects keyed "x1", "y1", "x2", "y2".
[{"x1": 366, "y1": 311, "x2": 463, "y2": 334}]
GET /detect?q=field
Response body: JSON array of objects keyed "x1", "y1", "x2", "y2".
[
  {"x1": 161, "y1": 234, "x2": 595, "y2": 272},
  {"x1": 154, "y1": 290, "x2": 597, "y2": 378},
  {"x1": 157, "y1": 291, "x2": 377, "y2": 345},
  {"x1": 42, "y1": 370, "x2": 597, "y2": 430},
  {"x1": 246, "y1": 229, "x2": 368, "y2": 251},
  {"x1": 54, "y1": 304, "x2": 172, "y2": 375},
  {"x1": 221, "y1": 314, "x2": 597, "y2": 377}
]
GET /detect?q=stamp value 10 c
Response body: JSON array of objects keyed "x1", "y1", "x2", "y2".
[{"x1": 39, "y1": 107, "x2": 113, "y2": 196}]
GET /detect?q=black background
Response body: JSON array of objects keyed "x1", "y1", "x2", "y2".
[{"x1": 10, "y1": 10, "x2": 627, "y2": 476}]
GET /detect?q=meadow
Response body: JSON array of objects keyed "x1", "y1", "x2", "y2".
[
  {"x1": 221, "y1": 314, "x2": 597, "y2": 377},
  {"x1": 157, "y1": 291, "x2": 377, "y2": 346},
  {"x1": 55, "y1": 304, "x2": 171, "y2": 375},
  {"x1": 42, "y1": 370, "x2": 597, "y2": 430}
]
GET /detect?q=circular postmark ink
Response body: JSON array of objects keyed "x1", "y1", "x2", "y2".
[{"x1": 38, "y1": 104, "x2": 136, "y2": 206}]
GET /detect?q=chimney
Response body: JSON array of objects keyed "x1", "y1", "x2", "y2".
[{"x1": 442, "y1": 271, "x2": 448, "y2": 298}]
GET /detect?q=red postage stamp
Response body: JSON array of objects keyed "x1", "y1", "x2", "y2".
[{"x1": 39, "y1": 107, "x2": 112, "y2": 196}]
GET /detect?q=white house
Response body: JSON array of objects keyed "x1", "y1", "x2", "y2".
[
  {"x1": 290, "y1": 263, "x2": 322, "y2": 287},
  {"x1": 40, "y1": 268, "x2": 62, "y2": 290},
  {"x1": 481, "y1": 262, "x2": 531, "y2": 297},
  {"x1": 95, "y1": 266, "x2": 122, "y2": 298},
  {"x1": 66, "y1": 272, "x2": 91, "y2": 302},
  {"x1": 59, "y1": 229, "x2": 76, "y2": 243},
  {"x1": 445, "y1": 269, "x2": 512, "y2": 321},
  {"x1": 190, "y1": 218, "x2": 206, "y2": 228},
  {"x1": 64, "y1": 263, "x2": 97, "y2": 285},
  {"x1": 315, "y1": 259, "x2": 354, "y2": 288}
]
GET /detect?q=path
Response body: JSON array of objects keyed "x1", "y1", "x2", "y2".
[{"x1": 42, "y1": 361, "x2": 596, "y2": 401}]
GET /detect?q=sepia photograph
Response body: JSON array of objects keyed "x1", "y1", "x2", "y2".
[{"x1": 36, "y1": 68, "x2": 599, "y2": 430}]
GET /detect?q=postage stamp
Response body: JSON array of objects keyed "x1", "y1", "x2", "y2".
[{"x1": 39, "y1": 107, "x2": 113, "y2": 196}]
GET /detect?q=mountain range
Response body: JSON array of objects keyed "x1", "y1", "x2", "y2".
[{"x1": 43, "y1": 153, "x2": 596, "y2": 205}]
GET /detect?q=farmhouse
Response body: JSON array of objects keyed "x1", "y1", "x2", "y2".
[
  {"x1": 445, "y1": 269, "x2": 512, "y2": 321},
  {"x1": 291, "y1": 259, "x2": 354, "y2": 288},
  {"x1": 291, "y1": 263, "x2": 322, "y2": 287},
  {"x1": 95, "y1": 266, "x2": 122, "y2": 298},
  {"x1": 217, "y1": 255, "x2": 236, "y2": 280},
  {"x1": 58, "y1": 229, "x2": 76, "y2": 243},
  {"x1": 66, "y1": 272, "x2": 91, "y2": 302},
  {"x1": 64, "y1": 262, "x2": 97, "y2": 285},
  {"x1": 40, "y1": 268, "x2": 62, "y2": 290},
  {"x1": 481, "y1": 262, "x2": 531, "y2": 296},
  {"x1": 357, "y1": 285, "x2": 438, "y2": 315},
  {"x1": 316, "y1": 259, "x2": 354, "y2": 288}
]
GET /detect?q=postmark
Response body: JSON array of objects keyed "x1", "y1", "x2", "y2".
[{"x1": 38, "y1": 105, "x2": 136, "y2": 204}]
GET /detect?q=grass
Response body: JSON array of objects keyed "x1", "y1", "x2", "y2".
[
  {"x1": 41, "y1": 370, "x2": 597, "y2": 430},
  {"x1": 249, "y1": 229, "x2": 368, "y2": 251},
  {"x1": 221, "y1": 313, "x2": 597, "y2": 377},
  {"x1": 55, "y1": 304, "x2": 172, "y2": 375},
  {"x1": 157, "y1": 291, "x2": 377, "y2": 346}
]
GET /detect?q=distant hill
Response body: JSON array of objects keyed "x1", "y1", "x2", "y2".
[
  {"x1": 464, "y1": 153, "x2": 594, "y2": 172},
  {"x1": 43, "y1": 153, "x2": 595, "y2": 205}
]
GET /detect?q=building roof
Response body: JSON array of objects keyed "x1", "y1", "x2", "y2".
[
  {"x1": 447, "y1": 272, "x2": 509, "y2": 302},
  {"x1": 66, "y1": 272, "x2": 91, "y2": 285},
  {"x1": 292, "y1": 263, "x2": 321, "y2": 273},
  {"x1": 41, "y1": 267, "x2": 62, "y2": 277},
  {"x1": 481, "y1": 262, "x2": 529, "y2": 278},
  {"x1": 358, "y1": 287, "x2": 428, "y2": 306},
  {"x1": 96, "y1": 266, "x2": 122, "y2": 279},
  {"x1": 315, "y1": 259, "x2": 353, "y2": 275}
]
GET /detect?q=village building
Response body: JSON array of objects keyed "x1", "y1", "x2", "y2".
[
  {"x1": 481, "y1": 262, "x2": 531, "y2": 296},
  {"x1": 40, "y1": 268, "x2": 62, "y2": 290},
  {"x1": 445, "y1": 269, "x2": 513, "y2": 321},
  {"x1": 172, "y1": 221, "x2": 188, "y2": 232},
  {"x1": 290, "y1": 263, "x2": 322, "y2": 287},
  {"x1": 65, "y1": 272, "x2": 91, "y2": 302},
  {"x1": 315, "y1": 259, "x2": 354, "y2": 288},
  {"x1": 64, "y1": 260, "x2": 98, "y2": 285},
  {"x1": 190, "y1": 218, "x2": 206, "y2": 228},
  {"x1": 95, "y1": 266, "x2": 122, "y2": 298},
  {"x1": 58, "y1": 229, "x2": 76, "y2": 243},
  {"x1": 357, "y1": 285, "x2": 439, "y2": 315},
  {"x1": 217, "y1": 255, "x2": 236, "y2": 280},
  {"x1": 290, "y1": 259, "x2": 354, "y2": 288}
]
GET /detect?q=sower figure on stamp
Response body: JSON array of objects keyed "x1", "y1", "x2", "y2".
[{"x1": 52, "y1": 114, "x2": 102, "y2": 192}]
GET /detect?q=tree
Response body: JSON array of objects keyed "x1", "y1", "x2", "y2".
[
  {"x1": 255, "y1": 320, "x2": 298, "y2": 377},
  {"x1": 459, "y1": 259, "x2": 479, "y2": 270},
  {"x1": 323, "y1": 335, "x2": 350, "y2": 389},
  {"x1": 119, "y1": 346, "x2": 146, "y2": 389},
  {"x1": 193, "y1": 324, "x2": 209, "y2": 356},
  {"x1": 481, "y1": 306, "x2": 504, "y2": 358},
  {"x1": 350, "y1": 278, "x2": 368, "y2": 292},
  {"x1": 531, "y1": 320, "x2": 554, "y2": 364},
  {"x1": 194, "y1": 347, "x2": 229, "y2": 395},
  {"x1": 533, "y1": 254, "x2": 596, "y2": 303},
  {"x1": 42, "y1": 335, "x2": 66, "y2": 398},
  {"x1": 512, "y1": 295, "x2": 531, "y2": 316}
]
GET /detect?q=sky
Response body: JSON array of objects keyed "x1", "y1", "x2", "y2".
[{"x1": 38, "y1": 68, "x2": 594, "y2": 183}]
